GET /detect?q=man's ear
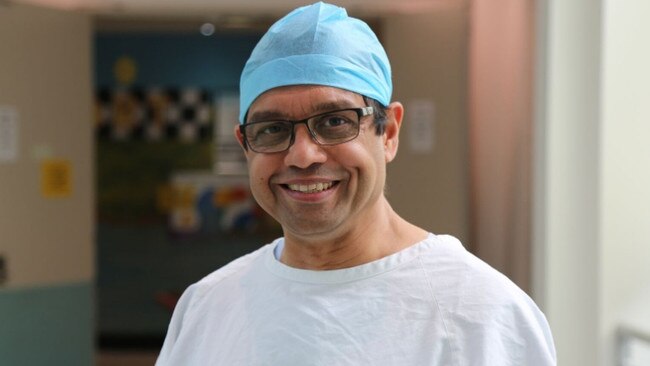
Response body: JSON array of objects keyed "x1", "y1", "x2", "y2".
[
  {"x1": 234, "y1": 124, "x2": 247, "y2": 151},
  {"x1": 383, "y1": 101, "x2": 403, "y2": 163}
]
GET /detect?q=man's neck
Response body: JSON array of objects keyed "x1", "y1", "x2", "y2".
[{"x1": 279, "y1": 197, "x2": 428, "y2": 270}]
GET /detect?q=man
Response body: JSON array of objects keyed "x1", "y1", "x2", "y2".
[{"x1": 156, "y1": 2, "x2": 556, "y2": 365}]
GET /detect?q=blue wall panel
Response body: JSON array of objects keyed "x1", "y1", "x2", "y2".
[
  {"x1": 0, "y1": 282, "x2": 93, "y2": 366},
  {"x1": 94, "y1": 33, "x2": 262, "y2": 90}
]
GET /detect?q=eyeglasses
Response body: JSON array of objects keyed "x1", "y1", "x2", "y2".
[{"x1": 240, "y1": 107, "x2": 374, "y2": 153}]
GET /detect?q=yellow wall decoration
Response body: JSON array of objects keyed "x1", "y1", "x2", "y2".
[
  {"x1": 113, "y1": 56, "x2": 137, "y2": 85},
  {"x1": 41, "y1": 159, "x2": 72, "y2": 198}
]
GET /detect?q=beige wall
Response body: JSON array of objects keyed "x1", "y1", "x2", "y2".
[
  {"x1": 533, "y1": 0, "x2": 602, "y2": 364},
  {"x1": 534, "y1": 0, "x2": 650, "y2": 364},
  {"x1": 384, "y1": 1, "x2": 470, "y2": 243},
  {"x1": 600, "y1": 0, "x2": 650, "y2": 364},
  {"x1": 0, "y1": 3, "x2": 93, "y2": 287}
]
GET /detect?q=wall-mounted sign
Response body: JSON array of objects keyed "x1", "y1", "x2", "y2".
[{"x1": 41, "y1": 159, "x2": 72, "y2": 198}]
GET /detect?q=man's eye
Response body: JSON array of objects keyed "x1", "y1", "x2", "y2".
[
  {"x1": 321, "y1": 116, "x2": 352, "y2": 128},
  {"x1": 252, "y1": 123, "x2": 289, "y2": 137},
  {"x1": 260, "y1": 124, "x2": 287, "y2": 135}
]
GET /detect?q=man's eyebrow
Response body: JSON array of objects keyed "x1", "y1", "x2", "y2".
[
  {"x1": 247, "y1": 110, "x2": 286, "y2": 123},
  {"x1": 248, "y1": 101, "x2": 360, "y2": 123}
]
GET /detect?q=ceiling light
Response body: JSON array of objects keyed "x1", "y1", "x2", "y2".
[{"x1": 200, "y1": 22, "x2": 215, "y2": 36}]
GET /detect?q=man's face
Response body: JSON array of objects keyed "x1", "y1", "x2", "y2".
[{"x1": 236, "y1": 85, "x2": 401, "y2": 242}]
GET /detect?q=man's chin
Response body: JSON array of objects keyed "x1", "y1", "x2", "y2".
[{"x1": 282, "y1": 219, "x2": 345, "y2": 242}]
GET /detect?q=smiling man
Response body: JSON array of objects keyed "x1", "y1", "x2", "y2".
[{"x1": 156, "y1": 2, "x2": 556, "y2": 365}]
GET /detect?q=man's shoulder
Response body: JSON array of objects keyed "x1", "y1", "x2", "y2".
[
  {"x1": 420, "y1": 234, "x2": 545, "y2": 323},
  {"x1": 422, "y1": 234, "x2": 526, "y2": 300},
  {"x1": 420, "y1": 234, "x2": 556, "y2": 364}
]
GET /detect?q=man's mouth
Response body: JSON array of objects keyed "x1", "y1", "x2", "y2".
[{"x1": 286, "y1": 182, "x2": 336, "y2": 193}]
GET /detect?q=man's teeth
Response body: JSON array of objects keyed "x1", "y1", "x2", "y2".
[{"x1": 287, "y1": 182, "x2": 334, "y2": 193}]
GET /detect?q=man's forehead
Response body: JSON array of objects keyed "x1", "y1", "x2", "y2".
[{"x1": 247, "y1": 85, "x2": 365, "y2": 122}]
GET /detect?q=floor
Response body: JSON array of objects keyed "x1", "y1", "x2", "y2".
[{"x1": 97, "y1": 351, "x2": 159, "y2": 366}]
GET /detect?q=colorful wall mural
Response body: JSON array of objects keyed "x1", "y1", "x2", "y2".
[{"x1": 94, "y1": 31, "x2": 282, "y2": 347}]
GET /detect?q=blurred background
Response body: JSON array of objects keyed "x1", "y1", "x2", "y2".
[{"x1": 0, "y1": 0, "x2": 649, "y2": 365}]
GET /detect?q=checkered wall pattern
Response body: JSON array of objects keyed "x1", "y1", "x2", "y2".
[{"x1": 95, "y1": 87, "x2": 213, "y2": 142}]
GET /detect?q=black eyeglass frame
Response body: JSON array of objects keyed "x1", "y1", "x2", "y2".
[{"x1": 240, "y1": 106, "x2": 375, "y2": 153}]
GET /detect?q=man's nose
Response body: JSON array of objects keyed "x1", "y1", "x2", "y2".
[{"x1": 283, "y1": 124, "x2": 327, "y2": 168}]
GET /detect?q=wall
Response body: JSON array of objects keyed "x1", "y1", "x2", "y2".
[
  {"x1": 0, "y1": 3, "x2": 94, "y2": 365},
  {"x1": 95, "y1": 32, "x2": 260, "y2": 89},
  {"x1": 600, "y1": 0, "x2": 650, "y2": 364},
  {"x1": 384, "y1": 1, "x2": 470, "y2": 242},
  {"x1": 533, "y1": 0, "x2": 602, "y2": 364},
  {"x1": 534, "y1": 0, "x2": 650, "y2": 365}
]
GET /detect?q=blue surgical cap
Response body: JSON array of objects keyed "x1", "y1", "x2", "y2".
[{"x1": 239, "y1": 1, "x2": 392, "y2": 123}]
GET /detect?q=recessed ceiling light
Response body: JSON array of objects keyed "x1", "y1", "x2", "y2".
[{"x1": 200, "y1": 22, "x2": 215, "y2": 36}]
